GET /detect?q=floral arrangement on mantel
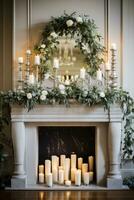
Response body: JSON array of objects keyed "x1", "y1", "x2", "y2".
[{"x1": 0, "y1": 12, "x2": 134, "y2": 160}]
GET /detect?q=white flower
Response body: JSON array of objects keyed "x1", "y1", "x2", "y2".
[
  {"x1": 40, "y1": 44, "x2": 46, "y2": 48},
  {"x1": 99, "y1": 92, "x2": 105, "y2": 98},
  {"x1": 27, "y1": 93, "x2": 32, "y2": 99},
  {"x1": 44, "y1": 73, "x2": 50, "y2": 80},
  {"x1": 41, "y1": 90, "x2": 48, "y2": 96},
  {"x1": 59, "y1": 84, "x2": 65, "y2": 91},
  {"x1": 60, "y1": 90, "x2": 65, "y2": 95},
  {"x1": 40, "y1": 94, "x2": 46, "y2": 101},
  {"x1": 82, "y1": 90, "x2": 88, "y2": 97},
  {"x1": 50, "y1": 32, "x2": 58, "y2": 38},
  {"x1": 66, "y1": 19, "x2": 73, "y2": 27},
  {"x1": 76, "y1": 16, "x2": 83, "y2": 23},
  {"x1": 59, "y1": 84, "x2": 66, "y2": 94}
]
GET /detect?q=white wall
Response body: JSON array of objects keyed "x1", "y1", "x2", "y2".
[
  {"x1": 122, "y1": 0, "x2": 134, "y2": 97},
  {"x1": 13, "y1": 0, "x2": 134, "y2": 96}
]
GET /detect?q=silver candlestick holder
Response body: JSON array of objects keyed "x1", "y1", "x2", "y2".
[
  {"x1": 17, "y1": 62, "x2": 23, "y2": 90},
  {"x1": 105, "y1": 68, "x2": 111, "y2": 89},
  {"x1": 36, "y1": 65, "x2": 39, "y2": 83},
  {"x1": 25, "y1": 51, "x2": 31, "y2": 84},
  {"x1": 110, "y1": 48, "x2": 118, "y2": 89},
  {"x1": 53, "y1": 68, "x2": 58, "y2": 87}
]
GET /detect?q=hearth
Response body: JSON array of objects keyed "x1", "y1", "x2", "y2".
[{"x1": 11, "y1": 104, "x2": 123, "y2": 189}]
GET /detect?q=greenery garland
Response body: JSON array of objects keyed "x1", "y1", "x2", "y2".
[
  {"x1": 34, "y1": 12, "x2": 105, "y2": 77},
  {"x1": 1, "y1": 83, "x2": 134, "y2": 159}
]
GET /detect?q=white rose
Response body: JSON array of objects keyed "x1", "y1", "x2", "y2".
[
  {"x1": 44, "y1": 73, "x2": 50, "y2": 80},
  {"x1": 59, "y1": 84, "x2": 65, "y2": 91},
  {"x1": 40, "y1": 94, "x2": 46, "y2": 101},
  {"x1": 41, "y1": 90, "x2": 48, "y2": 96},
  {"x1": 59, "y1": 84, "x2": 66, "y2": 94},
  {"x1": 99, "y1": 92, "x2": 105, "y2": 98},
  {"x1": 50, "y1": 32, "x2": 58, "y2": 38},
  {"x1": 76, "y1": 16, "x2": 83, "y2": 23},
  {"x1": 40, "y1": 44, "x2": 46, "y2": 48},
  {"x1": 82, "y1": 90, "x2": 88, "y2": 97},
  {"x1": 27, "y1": 93, "x2": 32, "y2": 99},
  {"x1": 60, "y1": 90, "x2": 65, "y2": 95},
  {"x1": 66, "y1": 19, "x2": 73, "y2": 27}
]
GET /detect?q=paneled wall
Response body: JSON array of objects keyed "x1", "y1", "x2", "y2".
[
  {"x1": 13, "y1": 0, "x2": 123, "y2": 89},
  {"x1": 0, "y1": 0, "x2": 12, "y2": 90},
  {"x1": 0, "y1": 0, "x2": 134, "y2": 97}
]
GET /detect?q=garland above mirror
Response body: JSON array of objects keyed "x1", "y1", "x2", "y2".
[{"x1": 34, "y1": 12, "x2": 105, "y2": 77}]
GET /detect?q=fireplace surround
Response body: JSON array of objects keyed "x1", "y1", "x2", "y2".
[{"x1": 11, "y1": 104, "x2": 123, "y2": 189}]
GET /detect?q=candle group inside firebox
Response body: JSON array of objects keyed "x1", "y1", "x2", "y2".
[{"x1": 38, "y1": 154, "x2": 94, "y2": 187}]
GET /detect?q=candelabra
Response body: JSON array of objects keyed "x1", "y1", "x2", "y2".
[
  {"x1": 105, "y1": 68, "x2": 111, "y2": 89},
  {"x1": 53, "y1": 68, "x2": 58, "y2": 87},
  {"x1": 17, "y1": 61, "x2": 23, "y2": 90},
  {"x1": 36, "y1": 65, "x2": 39, "y2": 83},
  {"x1": 25, "y1": 50, "x2": 31, "y2": 84},
  {"x1": 110, "y1": 48, "x2": 118, "y2": 89}
]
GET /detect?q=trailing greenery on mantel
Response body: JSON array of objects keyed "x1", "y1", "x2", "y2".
[{"x1": 1, "y1": 83, "x2": 134, "y2": 160}]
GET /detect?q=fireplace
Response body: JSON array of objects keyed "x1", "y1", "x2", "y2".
[{"x1": 11, "y1": 104, "x2": 123, "y2": 189}]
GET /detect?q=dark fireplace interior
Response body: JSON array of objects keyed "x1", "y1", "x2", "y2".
[{"x1": 38, "y1": 126, "x2": 96, "y2": 181}]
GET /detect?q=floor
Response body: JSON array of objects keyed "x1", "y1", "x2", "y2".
[{"x1": 0, "y1": 190, "x2": 134, "y2": 200}]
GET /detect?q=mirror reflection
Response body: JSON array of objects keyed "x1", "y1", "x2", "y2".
[{"x1": 51, "y1": 36, "x2": 86, "y2": 84}]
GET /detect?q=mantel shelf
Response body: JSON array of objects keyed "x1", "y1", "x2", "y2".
[{"x1": 11, "y1": 104, "x2": 122, "y2": 123}]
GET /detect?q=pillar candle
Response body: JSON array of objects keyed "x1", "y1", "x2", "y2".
[
  {"x1": 82, "y1": 163, "x2": 88, "y2": 181},
  {"x1": 34, "y1": 55, "x2": 40, "y2": 65},
  {"x1": 88, "y1": 156, "x2": 94, "y2": 171},
  {"x1": 59, "y1": 169, "x2": 64, "y2": 184},
  {"x1": 64, "y1": 158, "x2": 70, "y2": 181},
  {"x1": 39, "y1": 165, "x2": 44, "y2": 174},
  {"x1": 111, "y1": 43, "x2": 117, "y2": 50},
  {"x1": 45, "y1": 160, "x2": 51, "y2": 176},
  {"x1": 59, "y1": 166, "x2": 63, "y2": 170},
  {"x1": 80, "y1": 67, "x2": 86, "y2": 79},
  {"x1": 53, "y1": 57, "x2": 59, "y2": 68},
  {"x1": 105, "y1": 61, "x2": 111, "y2": 71},
  {"x1": 18, "y1": 57, "x2": 23, "y2": 64},
  {"x1": 52, "y1": 168, "x2": 58, "y2": 183},
  {"x1": 96, "y1": 69, "x2": 102, "y2": 81},
  {"x1": 39, "y1": 173, "x2": 44, "y2": 183},
  {"x1": 26, "y1": 49, "x2": 31, "y2": 55},
  {"x1": 75, "y1": 170, "x2": 81, "y2": 186},
  {"x1": 71, "y1": 168, "x2": 76, "y2": 182},
  {"x1": 46, "y1": 173, "x2": 53, "y2": 187},
  {"x1": 52, "y1": 155, "x2": 58, "y2": 172},
  {"x1": 57, "y1": 156, "x2": 59, "y2": 169},
  {"x1": 89, "y1": 172, "x2": 94, "y2": 182},
  {"x1": 78, "y1": 157, "x2": 83, "y2": 170},
  {"x1": 71, "y1": 153, "x2": 76, "y2": 169},
  {"x1": 83, "y1": 172, "x2": 90, "y2": 185},
  {"x1": 65, "y1": 180, "x2": 71, "y2": 186},
  {"x1": 29, "y1": 73, "x2": 35, "y2": 84}
]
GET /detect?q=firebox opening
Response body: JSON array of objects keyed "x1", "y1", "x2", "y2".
[{"x1": 38, "y1": 126, "x2": 96, "y2": 183}]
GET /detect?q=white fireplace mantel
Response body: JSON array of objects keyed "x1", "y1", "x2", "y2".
[{"x1": 11, "y1": 104, "x2": 123, "y2": 189}]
